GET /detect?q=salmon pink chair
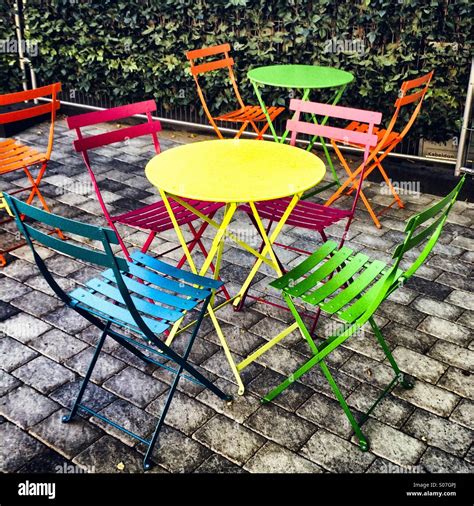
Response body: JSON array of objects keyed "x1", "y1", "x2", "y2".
[
  {"x1": 326, "y1": 71, "x2": 434, "y2": 228},
  {"x1": 0, "y1": 83, "x2": 62, "y2": 266},
  {"x1": 186, "y1": 43, "x2": 285, "y2": 139},
  {"x1": 67, "y1": 101, "x2": 230, "y2": 299},
  {"x1": 236, "y1": 99, "x2": 382, "y2": 312}
]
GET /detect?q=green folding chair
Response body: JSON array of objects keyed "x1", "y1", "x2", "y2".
[
  {"x1": 2, "y1": 193, "x2": 232, "y2": 470},
  {"x1": 265, "y1": 176, "x2": 466, "y2": 451}
]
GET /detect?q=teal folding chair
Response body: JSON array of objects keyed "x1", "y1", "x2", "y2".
[
  {"x1": 2, "y1": 193, "x2": 232, "y2": 470},
  {"x1": 265, "y1": 176, "x2": 466, "y2": 451}
]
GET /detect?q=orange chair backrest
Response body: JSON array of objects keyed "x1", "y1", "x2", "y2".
[
  {"x1": 0, "y1": 83, "x2": 62, "y2": 158},
  {"x1": 186, "y1": 43, "x2": 246, "y2": 113},
  {"x1": 382, "y1": 71, "x2": 433, "y2": 144}
]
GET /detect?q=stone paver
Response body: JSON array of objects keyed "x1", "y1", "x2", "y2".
[
  {"x1": 428, "y1": 340, "x2": 474, "y2": 371},
  {"x1": 145, "y1": 425, "x2": 210, "y2": 473},
  {"x1": 390, "y1": 346, "x2": 447, "y2": 384},
  {"x1": 0, "y1": 422, "x2": 48, "y2": 471},
  {"x1": 50, "y1": 378, "x2": 117, "y2": 412},
  {"x1": 394, "y1": 380, "x2": 460, "y2": 417},
  {"x1": 450, "y1": 400, "x2": 474, "y2": 430},
  {"x1": 0, "y1": 337, "x2": 38, "y2": 372},
  {"x1": 0, "y1": 385, "x2": 59, "y2": 429},
  {"x1": 404, "y1": 409, "x2": 473, "y2": 457},
  {"x1": 1, "y1": 121, "x2": 473, "y2": 474},
  {"x1": 146, "y1": 390, "x2": 215, "y2": 436},
  {"x1": 355, "y1": 419, "x2": 426, "y2": 466},
  {"x1": 245, "y1": 441, "x2": 323, "y2": 473},
  {"x1": 193, "y1": 414, "x2": 266, "y2": 466},
  {"x1": 12, "y1": 356, "x2": 76, "y2": 394},
  {"x1": 0, "y1": 313, "x2": 52, "y2": 344},
  {"x1": 438, "y1": 367, "x2": 474, "y2": 400},
  {"x1": 418, "y1": 317, "x2": 471, "y2": 346},
  {"x1": 195, "y1": 453, "x2": 246, "y2": 473},
  {"x1": 73, "y1": 435, "x2": 156, "y2": 473},
  {"x1": 0, "y1": 369, "x2": 21, "y2": 396},
  {"x1": 66, "y1": 348, "x2": 127, "y2": 384},
  {"x1": 420, "y1": 447, "x2": 474, "y2": 473},
  {"x1": 245, "y1": 403, "x2": 317, "y2": 452},
  {"x1": 301, "y1": 430, "x2": 376, "y2": 472},
  {"x1": 30, "y1": 408, "x2": 103, "y2": 459},
  {"x1": 28, "y1": 328, "x2": 89, "y2": 362},
  {"x1": 103, "y1": 366, "x2": 168, "y2": 408},
  {"x1": 297, "y1": 390, "x2": 360, "y2": 438},
  {"x1": 347, "y1": 383, "x2": 414, "y2": 428}
]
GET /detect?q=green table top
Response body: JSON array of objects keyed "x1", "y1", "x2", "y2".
[{"x1": 248, "y1": 64, "x2": 354, "y2": 89}]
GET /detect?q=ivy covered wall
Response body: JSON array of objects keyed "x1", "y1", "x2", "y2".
[{"x1": 0, "y1": 0, "x2": 472, "y2": 142}]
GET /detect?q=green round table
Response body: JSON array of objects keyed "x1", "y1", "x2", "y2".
[
  {"x1": 248, "y1": 64, "x2": 354, "y2": 194},
  {"x1": 248, "y1": 64, "x2": 354, "y2": 91}
]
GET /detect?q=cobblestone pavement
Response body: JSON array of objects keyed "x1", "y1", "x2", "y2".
[{"x1": 1, "y1": 119, "x2": 473, "y2": 474}]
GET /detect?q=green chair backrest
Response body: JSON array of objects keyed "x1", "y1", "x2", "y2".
[
  {"x1": 356, "y1": 175, "x2": 466, "y2": 328},
  {"x1": 392, "y1": 175, "x2": 466, "y2": 281}
]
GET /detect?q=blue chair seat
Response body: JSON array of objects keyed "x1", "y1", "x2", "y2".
[{"x1": 69, "y1": 250, "x2": 222, "y2": 335}]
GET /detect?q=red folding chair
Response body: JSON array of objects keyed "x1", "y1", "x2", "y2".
[
  {"x1": 66, "y1": 101, "x2": 230, "y2": 300},
  {"x1": 186, "y1": 43, "x2": 285, "y2": 139},
  {"x1": 0, "y1": 83, "x2": 62, "y2": 266},
  {"x1": 237, "y1": 99, "x2": 382, "y2": 316}
]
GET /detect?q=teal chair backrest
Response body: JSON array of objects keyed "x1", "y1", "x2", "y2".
[{"x1": 2, "y1": 192, "x2": 128, "y2": 272}]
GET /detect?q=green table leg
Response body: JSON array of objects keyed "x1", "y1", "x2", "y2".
[
  {"x1": 251, "y1": 80, "x2": 346, "y2": 198},
  {"x1": 251, "y1": 80, "x2": 280, "y2": 142},
  {"x1": 303, "y1": 84, "x2": 347, "y2": 198}
]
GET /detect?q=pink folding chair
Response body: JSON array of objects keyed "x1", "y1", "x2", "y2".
[
  {"x1": 67, "y1": 100, "x2": 230, "y2": 300},
  {"x1": 237, "y1": 99, "x2": 382, "y2": 312}
]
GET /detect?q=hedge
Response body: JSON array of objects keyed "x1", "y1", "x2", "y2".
[{"x1": 0, "y1": 0, "x2": 472, "y2": 142}]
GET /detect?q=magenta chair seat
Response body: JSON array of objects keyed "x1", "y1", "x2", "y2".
[
  {"x1": 114, "y1": 198, "x2": 224, "y2": 233},
  {"x1": 239, "y1": 199, "x2": 352, "y2": 232}
]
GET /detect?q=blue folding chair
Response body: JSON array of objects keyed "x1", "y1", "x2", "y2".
[{"x1": 2, "y1": 193, "x2": 232, "y2": 470}]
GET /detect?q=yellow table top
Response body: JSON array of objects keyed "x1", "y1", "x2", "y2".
[{"x1": 146, "y1": 139, "x2": 326, "y2": 203}]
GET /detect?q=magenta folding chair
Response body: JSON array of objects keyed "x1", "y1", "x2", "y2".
[
  {"x1": 237, "y1": 99, "x2": 382, "y2": 315},
  {"x1": 67, "y1": 101, "x2": 230, "y2": 300}
]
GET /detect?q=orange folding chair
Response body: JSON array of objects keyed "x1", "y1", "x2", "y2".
[
  {"x1": 186, "y1": 43, "x2": 285, "y2": 139},
  {"x1": 0, "y1": 83, "x2": 62, "y2": 266},
  {"x1": 326, "y1": 71, "x2": 434, "y2": 228}
]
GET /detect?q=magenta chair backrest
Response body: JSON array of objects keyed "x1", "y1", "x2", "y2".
[
  {"x1": 67, "y1": 100, "x2": 161, "y2": 155},
  {"x1": 66, "y1": 100, "x2": 162, "y2": 241}
]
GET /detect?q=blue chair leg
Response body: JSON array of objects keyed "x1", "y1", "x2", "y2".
[{"x1": 62, "y1": 322, "x2": 110, "y2": 423}]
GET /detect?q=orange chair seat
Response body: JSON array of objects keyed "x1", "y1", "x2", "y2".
[
  {"x1": 215, "y1": 105, "x2": 285, "y2": 123},
  {"x1": 0, "y1": 139, "x2": 47, "y2": 174},
  {"x1": 343, "y1": 121, "x2": 400, "y2": 149}
]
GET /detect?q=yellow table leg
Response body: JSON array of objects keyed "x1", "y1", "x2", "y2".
[
  {"x1": 198, "y1": 203, "x2": 237, "y2": 276},
  {"x1": 207, "y1": 304, "x2": 245, "y2": 395},
  {"x1": 233, "y1": 193, "x2": 301, "y2": 306}
]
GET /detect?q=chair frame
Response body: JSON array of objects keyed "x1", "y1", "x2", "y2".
[
  {"x1": 0, "y1": 83, "x2": 62, "y2": 266},
  {"x1": 326, "y1": 71, "x2": 434, "y2": 228},
  {"x1": 67, "y1": 101, "x2": 230, "y2": 300},
  {"x1": 2, "y1": 192, "x2": 232, "y2": 470},
  {"x1": 186, "y1": 43, "x2": 284, "y2": 139},
  {"x1": 265, "y1": 175, "x2": 465, "y2": 451}
]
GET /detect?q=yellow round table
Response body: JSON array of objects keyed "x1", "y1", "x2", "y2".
[
  {"x1": 145, "y1": 139, "x2": 325, "y2": 394},
  {"x1": 146, "y1": 139, "x2": 325, "y2": 202}
]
